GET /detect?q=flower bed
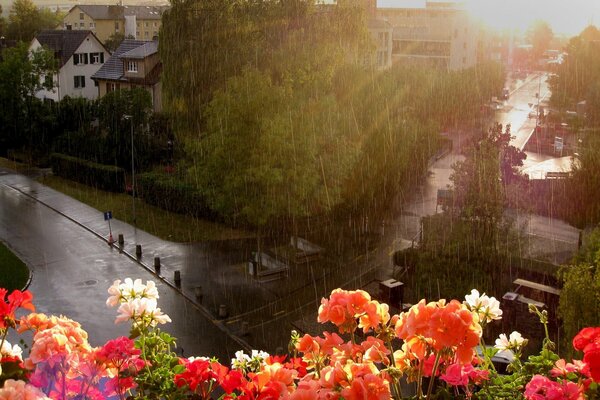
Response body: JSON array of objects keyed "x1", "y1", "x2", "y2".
[{"x1": 0, "y1": 281, "x2": 598, "y2": 399}]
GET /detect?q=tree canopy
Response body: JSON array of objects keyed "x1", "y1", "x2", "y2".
[{"x1": 6, "y1": 0, "x2": 63, "y2": 42}]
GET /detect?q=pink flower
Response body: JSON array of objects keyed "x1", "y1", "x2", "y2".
[
  {"x1": 0, "y1": 379, "x2": 51, "y2": 400},
  {"x1": 524, "y1": 375, "x2": 584, "y2": 400},
  {"x1": 441, "y1": 363, "x2": 469, "y2": 386}
]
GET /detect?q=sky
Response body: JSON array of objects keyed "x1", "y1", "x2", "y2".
[{"x1": 378, "y1": 0, "x2": 600, "y2": 36}]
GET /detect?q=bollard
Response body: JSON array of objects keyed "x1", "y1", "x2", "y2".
[
  {"x1": 174, "y1": 270, "x2": 181, "y2": 288},
  {"x1": 118, "y1": 234, "x2": 124, "y2": 246},
  {"x1": 154, "y1": 257, "x2": 161, "y2": 274},
  {"x1": 135, "y1": 244, "x2": 142, "y2": 258},
  {"x1": 240, "y1": 321, "x2": 250, "y2": 336},
  {"x1": 218, "y1": 304, "x2": 228, "y2": 319},
  {"x1": 194, "y1": 286, "x2": 203, "y2": 302}
]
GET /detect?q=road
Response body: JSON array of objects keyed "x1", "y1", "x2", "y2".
[{"x1": 0, "y1": 170, "x2": 239, "y2": 361}]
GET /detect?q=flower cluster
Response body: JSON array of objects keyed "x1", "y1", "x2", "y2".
[
  {"x1": 1, "y1": 282, "x2": 599, "y2": 400},
  {"x1": 106, "y1": 278, "x2": 171, "y2": 328}
]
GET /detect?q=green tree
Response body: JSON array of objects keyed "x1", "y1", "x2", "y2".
[
  {"x1": 7, "y1": 0, "x2": 62, "y2": 42},
  {"x1": 97, "y1": 87, "x2": 152, "y2": 168},
  {"x1": 549, "y1": 25, "x2": 600, "y2": 113},
  {"x1": 0, "y1": 42, "x2": 56, "y2": 155},
  {"x1": 526, "y1": 20, "x2": 554, "y2": 59},
  {"x1": 190, "y1": 68, "x2": 356, "y2": 226},
  {"x1": 103, "y1": 32, "x2": 134, "y2": 52},
  {"x1": 558, "y1": 227, "x2": 600, "y2": 354}
]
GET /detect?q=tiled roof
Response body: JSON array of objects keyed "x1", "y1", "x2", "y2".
[
  {"x1": 92, "y1": 39, "x2": 159, "y2": 82},
  {"x1": 34, "y1": 30, "x2": 92, "y2": 67},
  {"x1": 119, "y1": 41, "x2": 158, "y2": 59},
  {"x1": 74, "y1": 4, "x2": 169, "y2": 20}
]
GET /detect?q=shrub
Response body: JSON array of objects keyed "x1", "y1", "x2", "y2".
[
  {"x1": 50, "y1": 153, "x2": 125, "y2": 192},
  {"x1": 136, "y1": 172, "x2": 214, "y2": 219}
]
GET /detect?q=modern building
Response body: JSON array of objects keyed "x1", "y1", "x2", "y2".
[
  {"x1": 368, "y1": 18, "x2": 394, "y2": 69},
  {"x1": 62, "y1": 5, "x2": 169, "y2": 43},
  {"x1": 375, "y1": 1, "x2": 483, "y2": 70},
  {"x1": 29, "y1": 30, "x2": 109, "y2": 101},
  {"x1": 91, "y1": 39, "x2": 162, "y2": 111}
]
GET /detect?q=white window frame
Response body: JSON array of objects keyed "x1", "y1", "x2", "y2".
[{"x1": 127, "y1": 61, "x2": 138, "y2": 72}]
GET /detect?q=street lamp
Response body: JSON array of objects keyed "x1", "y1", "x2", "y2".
[{"x1": 123, "y1": 114, "x2": 136, "y2": 226}]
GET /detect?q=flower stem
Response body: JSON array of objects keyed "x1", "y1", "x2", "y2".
[
  {"x1": 479, "y1": 337, "x2": 496, "y2": 372},
  {"x1": 425, "y1": 353, "x2": 441, "y2": 400}
]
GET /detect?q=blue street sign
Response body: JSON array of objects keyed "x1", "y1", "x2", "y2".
[{"x1": 104, "y1": 211, "x2": 113, "y2": 221}]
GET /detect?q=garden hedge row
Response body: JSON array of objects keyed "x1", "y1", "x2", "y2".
[
  {"x1": 136, "y1": 172, "x2": 214, "y2": 219},
  {"x1": 50, "y1": 153, "x2": 125, "y2": 192}
]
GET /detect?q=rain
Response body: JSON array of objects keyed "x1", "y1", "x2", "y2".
[{"x1": 0, "y1": 0, "x2": 599, "y2": 391}]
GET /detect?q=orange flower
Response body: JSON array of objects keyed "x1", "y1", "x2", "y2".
[
  {"x1": 359, "y1": 301, "x2": 390, "y2": 333},
  {"x1": 340, "y1": 373, "x2": 391, "y2": 400}
]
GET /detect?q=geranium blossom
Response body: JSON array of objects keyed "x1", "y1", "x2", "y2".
[
  {"x1": 114, "y1": 298, "x2": 171, "y2": 326},
  {"x1": 524, "y1": 374, "x2": 584, "y2": 400},
  {"x1": 0, "y1": 379, "x2": 51, "y2": 400},
  {"x1": 0, "y1": 340, "x2": 23, "y2": 360},
  {"x1": 106, "y1": 278, "x2": 159, "y2": 307},
  {"x1": 464, "y1": 289, "x2": 503, "y2": 324},
  {"x1": 495, "y1": 331, "x2": 527, "y2": 352}
]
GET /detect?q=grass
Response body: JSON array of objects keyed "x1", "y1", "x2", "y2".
[
  {"x1": 0, "y1": 242, "x2": 29, "y2": 291},
  {"x1": 0, "y1": 157, "x2": 253, "y2": 243},
  {"x1": 36, "y1": 175, "x2": 254, "y2": 243}
]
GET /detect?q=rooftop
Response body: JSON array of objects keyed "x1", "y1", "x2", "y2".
[{"x1": 34, "y1": 30, "x2": 95, "y2": 67}]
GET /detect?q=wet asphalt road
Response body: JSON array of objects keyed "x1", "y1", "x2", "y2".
[{"x1": 0, "y1": 170, "x2": 240, "y2": 361}]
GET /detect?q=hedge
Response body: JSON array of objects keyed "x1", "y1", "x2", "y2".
[
  {"x1": 136, "y1": 172, "x2": 214, "y2": 219},
  {"x1": 50, "y1": 153, "x2": 125, "y2": 192}
]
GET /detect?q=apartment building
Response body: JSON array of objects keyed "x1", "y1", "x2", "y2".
[
  {"x1": 62, "y1": 5, "x2": 169, "y2": 43},
  {"x1": 376, "y1": 1, "x2": 483, "y2": 70}
]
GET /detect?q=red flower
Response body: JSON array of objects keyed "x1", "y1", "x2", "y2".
[
  {"x1": 573, "y1": 327, "x2": 600, "y2": 352},
  {"x1": 0, "y1": 289, "x2": 35, "y2": 329},
  {"x1": 573, "y1": 327, "x2": 600, "y2": 382}
]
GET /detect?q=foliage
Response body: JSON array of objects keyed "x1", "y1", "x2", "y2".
[
  {"x1": 103, "y1": 32, "x2": 125, "y2": 52},
  {"x1": 549, "y1": 25, "x2": 600, "y2": 115},
  {"x1": 566, "y1": 129, "x2": 600, "y2": 227},
  {"x1": 525, "y1": 20, "x2": 554, "y2": 59},
  {"x1": 558, "y1": 227, "x2": 600, "y2": 355},
  {"x1": 6, "y1": 0, "x2": 63, "y2": 42},
  {"x1": 136, "y1": 171, "x2": 213, "y2": 219},
  {"x1": 36, "y1": 173, "x2": 250, "y2": 242},
  {"x1": 97, "y1": 87, "x2": 153, "y2": 169},
  {"x1": 0, "y1": 242, "x2": 28, "y2": 292},
  {"x1": 50, "y1": 152, "x2": 125, "y2": 192},
  {"x1": 2, "y1": 282, "x2": 599, "y2": 399},
  {"x1": 0, "y1": 42, "x2": 56, "y2": 156}
]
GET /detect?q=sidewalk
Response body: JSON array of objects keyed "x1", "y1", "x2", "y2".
[{"x1": 0, "y1": 170, "x2": 389, "y2": 353}]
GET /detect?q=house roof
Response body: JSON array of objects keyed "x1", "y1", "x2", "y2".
[
  {"x1": 34, "y1": 30, "x2": 93, "y2": 67},
  {"x1": 92, "y1": 39, "x2": 159, "y2": 82},
  {"x1": 73, "y1": 4, "x2": 169, "y2": 20},
  {"x1": 120, "y1": 41, "x2": 158, "y2": 59}
]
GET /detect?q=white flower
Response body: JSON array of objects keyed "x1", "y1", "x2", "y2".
[
  {"x1": 231, "y1": 350, "x2": 251, "y2": 369},
  {"x1": 188, "y1": 356, "x2": 210, "y2": 363},
  {"x1": 107, "y1": 279, "x2": 123, "y2": 307},
  {"x1": 115, "y1": 298, "x2": 157, "y2": 324},
  {"x1": 464, "y1": 289, "x2": 502, "y2": 323},
  {"x1": 107, "y1": 278, "x2": 160, "y2": 308},
  {"x1": 251, "y1": 350, "x2": 270, "y2": 360},
  {"x1": 495, "y1": 331, "x2": 527, "y2": 351},
  {"x1": 0, "y1": 340, "x2": 22, "y2": 360}
]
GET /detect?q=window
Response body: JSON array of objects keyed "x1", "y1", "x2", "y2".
[
  {"x1": 89, "y1": 22, "x2": 95, "y2": 28},
  {"x1": 127, "y1": 61, "x2": 138, "y2": 72},
  {"x1": 73, "y1": 53, "x2": 88, "y2": 65},
  {"x1": 137, "y1": 22, "x2": 141, "y2": 27},
  {"x1": 79, "y1": 12, "x2": 84, "y2": 20},
  {"x1": 136, "y1": 31, "x2": 140, "y2": 37},
  {"x1": 107, "y1": 82, "x2": 121, "y2": 92},
  {"x1": 153, "y1": 31, "x2": 157, "y2": 37},
  {"x1": 115, "y1": 21, "x2": 120, "y2": 31},
  {"x1": 91, "y1": 52, "x2": 104, "y2": 64},
  {"x1": 153, "y1": 22, "x2": 157, "y2": 27},
  {"x1": 144, "y1": 31, "x2": 149, "y2": 37},
  {"x1": 145, "y1": 22, "x2": 149, "y2": 27},
  {"x1": 74, "y1": 76, "x2": 85, "y2": 88}
]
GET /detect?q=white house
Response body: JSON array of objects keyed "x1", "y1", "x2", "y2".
[{"x1": 29, "y1": 30, "x2": 110, "y2": 101}]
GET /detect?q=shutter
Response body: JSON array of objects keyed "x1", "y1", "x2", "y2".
[
  {"x1": 73, "y1": 54, "x2": 79, "y2": 65},
  {"x1": 73, "y1": 76, "x2": 78, "y2": 87},
  {"x1": 83, "y1": 53, "x2": 89, "y2": 64},
  {"x1": 82, "y1": 77, "x2": 86, "y2": 88},
  {"x1": 100, "y1": 52, "x2": 104, "y2": 63}
]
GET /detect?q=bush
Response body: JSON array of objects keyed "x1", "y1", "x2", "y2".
[
  {"x1": 50, "y1": 153, "x2": 125, "y2": 192},
  {"x1": 136, "y1": 172, "x2": 214, "y2": 219}
]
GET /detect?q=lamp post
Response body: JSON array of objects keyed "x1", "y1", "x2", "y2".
[{"x1": 123, "y1": 114, "x2": 135, "y2": 226}]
